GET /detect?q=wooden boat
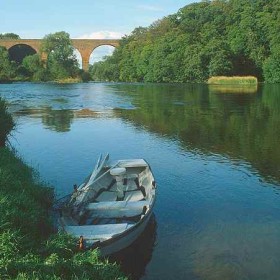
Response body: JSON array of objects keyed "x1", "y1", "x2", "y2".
[{"x1": 57, "y1": 153, "x2": 156, "y2": 256}]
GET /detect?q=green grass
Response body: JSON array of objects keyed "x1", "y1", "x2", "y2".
[
  {"x1": 0, "y1": 148, "x2": 127, "y2": 280},
  {"x1": 0, "y1": 98, "x2": 15, "y2": 146},
  {"x1": 207, "y1": 76, "x2": 258, "y2": 85}
]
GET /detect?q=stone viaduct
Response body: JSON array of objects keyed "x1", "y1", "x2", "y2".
[{"x1": 0, "y1": 39, "x2": 120, "y2": 71}]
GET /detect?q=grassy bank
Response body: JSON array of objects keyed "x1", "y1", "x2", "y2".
[
  {"x1": 0, "y1": 98, "x2": 15, "y2": 146},
  {"x1": 0, "y1": 99, "x2": 126, "y2": 279},
  {"x1": 207, "y1": 76, "x2": 258, "y2": 85},
  {"x1": 0, "y1": 149, "x2": 126, "y2": 279}
]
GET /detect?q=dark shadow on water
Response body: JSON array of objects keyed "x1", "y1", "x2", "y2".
[{"x1": 109, "y1": 214, "x2": 157, "y2": 280}]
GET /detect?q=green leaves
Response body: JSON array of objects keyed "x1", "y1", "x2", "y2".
[
  {"x1": 41, "y1": 31, "x2": 79, "y2": 80},
  {"x1": 0, "y1": 33, "x2": 20, "y2": 39},
  {"x1": 263, "y1": 48, "x2": 280, "y2": 83},
  {"x1": 0, "y1": 47, "x2": 16, "y2": 82},
  {"x1": 90, "y1": 0, "x2": 280, "y2": 83}
]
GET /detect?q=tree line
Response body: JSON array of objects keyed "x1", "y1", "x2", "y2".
[
  {"x1": 89, "y1": 0, "x2": 280, "y2": 83},
  {"x1": 1, "y1": 0, "x2": 280, "y2": 84},
  {"x1": 0, "y1": 31, "x2": 90, "y2": 83}
]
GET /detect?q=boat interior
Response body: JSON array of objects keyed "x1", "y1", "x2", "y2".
[{"x1": 59, "y1": 160, "x2": 156, "y2": 242}]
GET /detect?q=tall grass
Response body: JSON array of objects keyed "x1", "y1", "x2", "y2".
[
  {"x1": 0, "y1": 98, "x2": 15, "y2": 146},
  {"x1": 207, "y1": 76, "x2": 258, "y2": 85}
]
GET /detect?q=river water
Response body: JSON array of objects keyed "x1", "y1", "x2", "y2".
[{"x1": 1, "y1": 82, "x2": 280, "y2": 280}]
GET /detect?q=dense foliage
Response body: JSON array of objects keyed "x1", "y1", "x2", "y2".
[
  {"x1": 41, "y1": 31, "x2": 80, "y2": 80},
  {"x1": 90, "y1": 0, "x2": 280, "y2": 83},
  {"x1": 0, "y1": 33, "x2": 20, "y2": 39},
  {"x1": 0, "y1": 47, "x2": 16, "y2": 82},
  {"x1": 0, "y1": 98, "x2": 15, "y2": 146}
]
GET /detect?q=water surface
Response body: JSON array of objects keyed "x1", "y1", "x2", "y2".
[{"x1": 1, "y1": 82, "x2": 280, "y2": 280}]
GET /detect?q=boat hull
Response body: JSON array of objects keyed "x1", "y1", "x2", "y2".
[{"x1": 98, "y1": 210, "x2": 153, "y2": 256}]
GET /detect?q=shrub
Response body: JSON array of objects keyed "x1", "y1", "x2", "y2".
[{"x1": 0, "y1": 98, "x2": 15, "y2": 146}]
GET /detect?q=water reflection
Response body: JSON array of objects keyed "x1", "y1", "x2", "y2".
[
  {"x1": 109, "y1": 214, "x2": 157, "y2": 280},
  {"x1": 2, "y1": 82, "x2": 280, "y2": 183},
  {"x1": 15, "y1": 108, "x2": 105, "y2": 132},
  {"x1": 1, "y1": 82, "x2": 280, "y2": 280},
  {"x1": 209, "y1": 84, "x2": 258, "y2": 94},
  {"x1": 112, "y1": 83, "x2": 280, "y2": 183},
  {"x1": 191, "y1": 222, "x2": 280, "y2": 280}
]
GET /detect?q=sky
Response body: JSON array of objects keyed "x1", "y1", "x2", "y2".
[{"x1": 1, "y1": 0, "x2": 199, "y2": 63}]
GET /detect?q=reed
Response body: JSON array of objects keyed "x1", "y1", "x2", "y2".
[{"x1": 207, "y1": 76, "x2": 258, "y2": 85}]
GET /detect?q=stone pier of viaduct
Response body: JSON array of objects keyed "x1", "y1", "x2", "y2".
[{"x1": 0, "y1": 39, "x2": 120, "y2": 71}]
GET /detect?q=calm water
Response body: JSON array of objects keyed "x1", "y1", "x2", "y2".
[{"x1": 1, "y1": 82, "x2": 280, "y2": 280}]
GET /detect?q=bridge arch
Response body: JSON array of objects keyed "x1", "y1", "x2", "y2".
[
  {"x1": 72, "y1": 40, "x2": 120, "y2": 71},
  {"x1": 8, "y1": 44, "x2": 37, "y2": 64},
  {"x1": 89, "y1": 45, "x2": 116, "y2": 65}
]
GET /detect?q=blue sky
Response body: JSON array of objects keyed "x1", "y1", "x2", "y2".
[
  {"x1": 1, "y1": 0, "x2": 199, "y2": 38},
  {"x1": 1, "y1": 0, "x2": 199, "y2": 63}
]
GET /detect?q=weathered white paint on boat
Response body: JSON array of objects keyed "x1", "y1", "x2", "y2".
[{"x1": 57, "y1": 154, "x2": 156, "y2": 256}]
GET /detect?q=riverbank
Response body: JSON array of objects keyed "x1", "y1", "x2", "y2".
[
  {"x1": 0, "y1": 76, "x2": 86, "y2": 84},
  {"x1": 0, "y1": 99, "x2": 126, "y2": 279},
  {"x1": 0, "y1": 98, "x2": 14, "y2": 146},
  {"x1": 0, "y1": 148, "x2": 127, "y2": 279}
]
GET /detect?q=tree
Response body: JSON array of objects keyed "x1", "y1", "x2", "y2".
[
  {"x1": 0, "y1": 47, "x2": 16, "y2": 82},
  {"x1": 0, "y1": 33, "x2": 20, "y2": 39},
  {"x1": 263, "y1": 49, "x2": 280, "y2": 83},
  {"x1": 41, "y1": 31, "x2": 79, "y2": 80},
  {"x1": 22, "y1": 54, "x2": 48, "y2": 81},
  {"x1": 38, "y1": 1, "x2": 280, "y2": 83}
]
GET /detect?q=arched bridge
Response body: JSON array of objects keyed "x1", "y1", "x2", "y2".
[{"x1": 0, "y1": 39, "x2": 120, "y2": 71}]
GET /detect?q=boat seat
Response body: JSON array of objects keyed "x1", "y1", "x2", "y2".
[
  {"x1": 64, "y1": 223, "x2": 134, "y2": 240},
  {"x1": 86, "y1": 200, "x2": 148, "y2": 218},
  {"x1": 124, "y1": 190, "x2": 145, "y2": 201},
  {"x1": 95, "y1": 191, "x2": 117, "y2": 202},
  {"x1": 94, "y1": 187, "x2": 145, "y2": 203},
  {"x1": 109, "y1": 178, "x2": 138, "y2": 192}
]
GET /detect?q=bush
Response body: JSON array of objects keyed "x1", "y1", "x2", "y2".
[
  {"x1": 0, "y1": 98, "x2": 15, "y2": 146},
  {"x1": 263, "y1": 53, "x2": 280, "y2": 83}
]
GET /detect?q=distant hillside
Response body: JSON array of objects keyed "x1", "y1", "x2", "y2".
[{"x1": 90, "y1": 0, "x2": 280, "y2": 83}]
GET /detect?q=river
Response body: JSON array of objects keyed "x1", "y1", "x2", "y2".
[{"x1": 1, "y1": 82, "x2": 280, "y2": 280}]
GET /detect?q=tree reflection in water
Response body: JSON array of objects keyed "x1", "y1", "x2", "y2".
[{"x1": 112, "y1": 83, "x2": 280, "y2": 184}]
